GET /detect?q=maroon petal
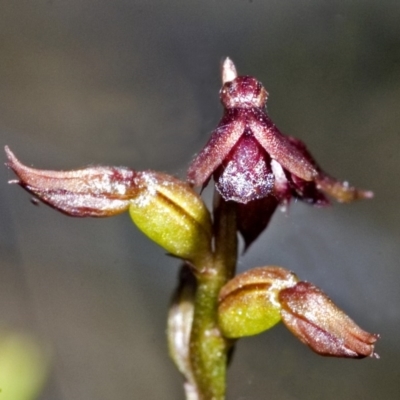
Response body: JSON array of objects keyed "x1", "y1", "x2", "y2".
[
  {"x1": 250, "y1": 111, "x2": 318, "y2": 182},
  {"x1": 187, "y1": 111, "x2": 245, "y2": 188},
  {"x1": 236, "y1": 196, "x2": 278, "y2": 251},
  {"x1": 285, "y1": 136, "x2": 373, "y2": 203},
  {"x1": 289, "y1": 174, "x2": 330, "y2": 206},
  {"x1": 5, "y1": 146, "x2": 137, "y2": 217},
  {"x1": 285, "y1": 136, "x2": 322, "y2": 171}
]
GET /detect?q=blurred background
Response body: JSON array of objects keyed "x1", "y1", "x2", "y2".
[{"x1": 1, "y1": 1, "x2": 399, "y2": 399}]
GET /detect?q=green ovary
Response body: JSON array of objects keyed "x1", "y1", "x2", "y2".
[{"x1": 218, "y1": 292, "x2": 282, "y2": 338}]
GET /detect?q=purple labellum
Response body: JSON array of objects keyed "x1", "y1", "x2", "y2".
[{"x1": 214, "y1": 131, "x2": 274, "y2": 203}]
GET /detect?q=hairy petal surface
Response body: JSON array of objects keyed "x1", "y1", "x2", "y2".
[
  {"x1": 5, "y1": 146, "x2": 136, "y2": 217},
  {"x1": 187, "y1": 111, "x2": 245, "y2": 187},
  {"x1": 279, "y1": 282, "x2": 379, "y2": 358},
  {"x1": 283, "y1": 136, "x2": 373, "y2": 203},
  {"x1": 249, "y1": 111, "x2": 318, "y2": 182}
]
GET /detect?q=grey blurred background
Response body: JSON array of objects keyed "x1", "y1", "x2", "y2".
[{"x1": 1, "y1": 1, "x2": 399, "y2": 399}]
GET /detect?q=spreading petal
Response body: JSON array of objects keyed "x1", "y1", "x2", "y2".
[
  {"x1": 283, "y1": 136, "x2": 373, "y2": 203},
  {"x1": 316, "y1": 175, "x2": 373, "y2": 203},
  {"x1": 249, "y1": 111, "x2": 318, "y2": 182},
  {"x1": 187, "y1": 111, "x2": 245, "y2": 187}
]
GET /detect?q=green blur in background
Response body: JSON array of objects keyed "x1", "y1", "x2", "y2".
[{"x1": 0, "y1": 330, "x2": 50, "y2": 400}]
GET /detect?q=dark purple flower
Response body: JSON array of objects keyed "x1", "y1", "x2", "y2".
[
  {"x1": 187, "y1": 58, "x2": 372, "y2": 248},
  {"x1": 188, "y1": 58, "x2": 372, "y2": 205}
]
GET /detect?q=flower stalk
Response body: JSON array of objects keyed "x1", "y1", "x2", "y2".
[{"x1": 186, "y1": 194, "x2": 237, "y2": 399}]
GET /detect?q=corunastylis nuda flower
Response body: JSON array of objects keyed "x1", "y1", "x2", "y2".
[
  {"x1": 187, "y1": 58, "x2": 373, "y2": 248},
  {"x1": 217, "y1": 266, "x2": 379, "y2": 358},
  {"x1": 4, "y1": 146, "x2": 212, "y2": 263}
]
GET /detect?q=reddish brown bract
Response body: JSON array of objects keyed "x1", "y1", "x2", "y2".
[
  {"x1": 279, "y1": 282, "x2": 379, "y2": 358},
  {"x1": 5, "y1": 146, "x2": 138, "y2": 217}
]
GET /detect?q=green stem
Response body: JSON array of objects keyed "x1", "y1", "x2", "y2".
[{"x1": 189, "y1": 194, "x2": 238, "y2": 399}]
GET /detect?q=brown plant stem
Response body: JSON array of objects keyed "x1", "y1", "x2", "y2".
[{"x1": 189, "y1": 193, "x2": 238, "y2": 399}]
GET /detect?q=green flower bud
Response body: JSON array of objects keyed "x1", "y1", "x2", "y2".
[
  {"x1": 218, "y1": 266, "x2": 298, "y2": 338},
  {"x1": 129, "y1": 171, "x2": 212, "y2": 262},
  {"x1": 5, "y1": 147, "x2": 212, "y2": 263}
]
